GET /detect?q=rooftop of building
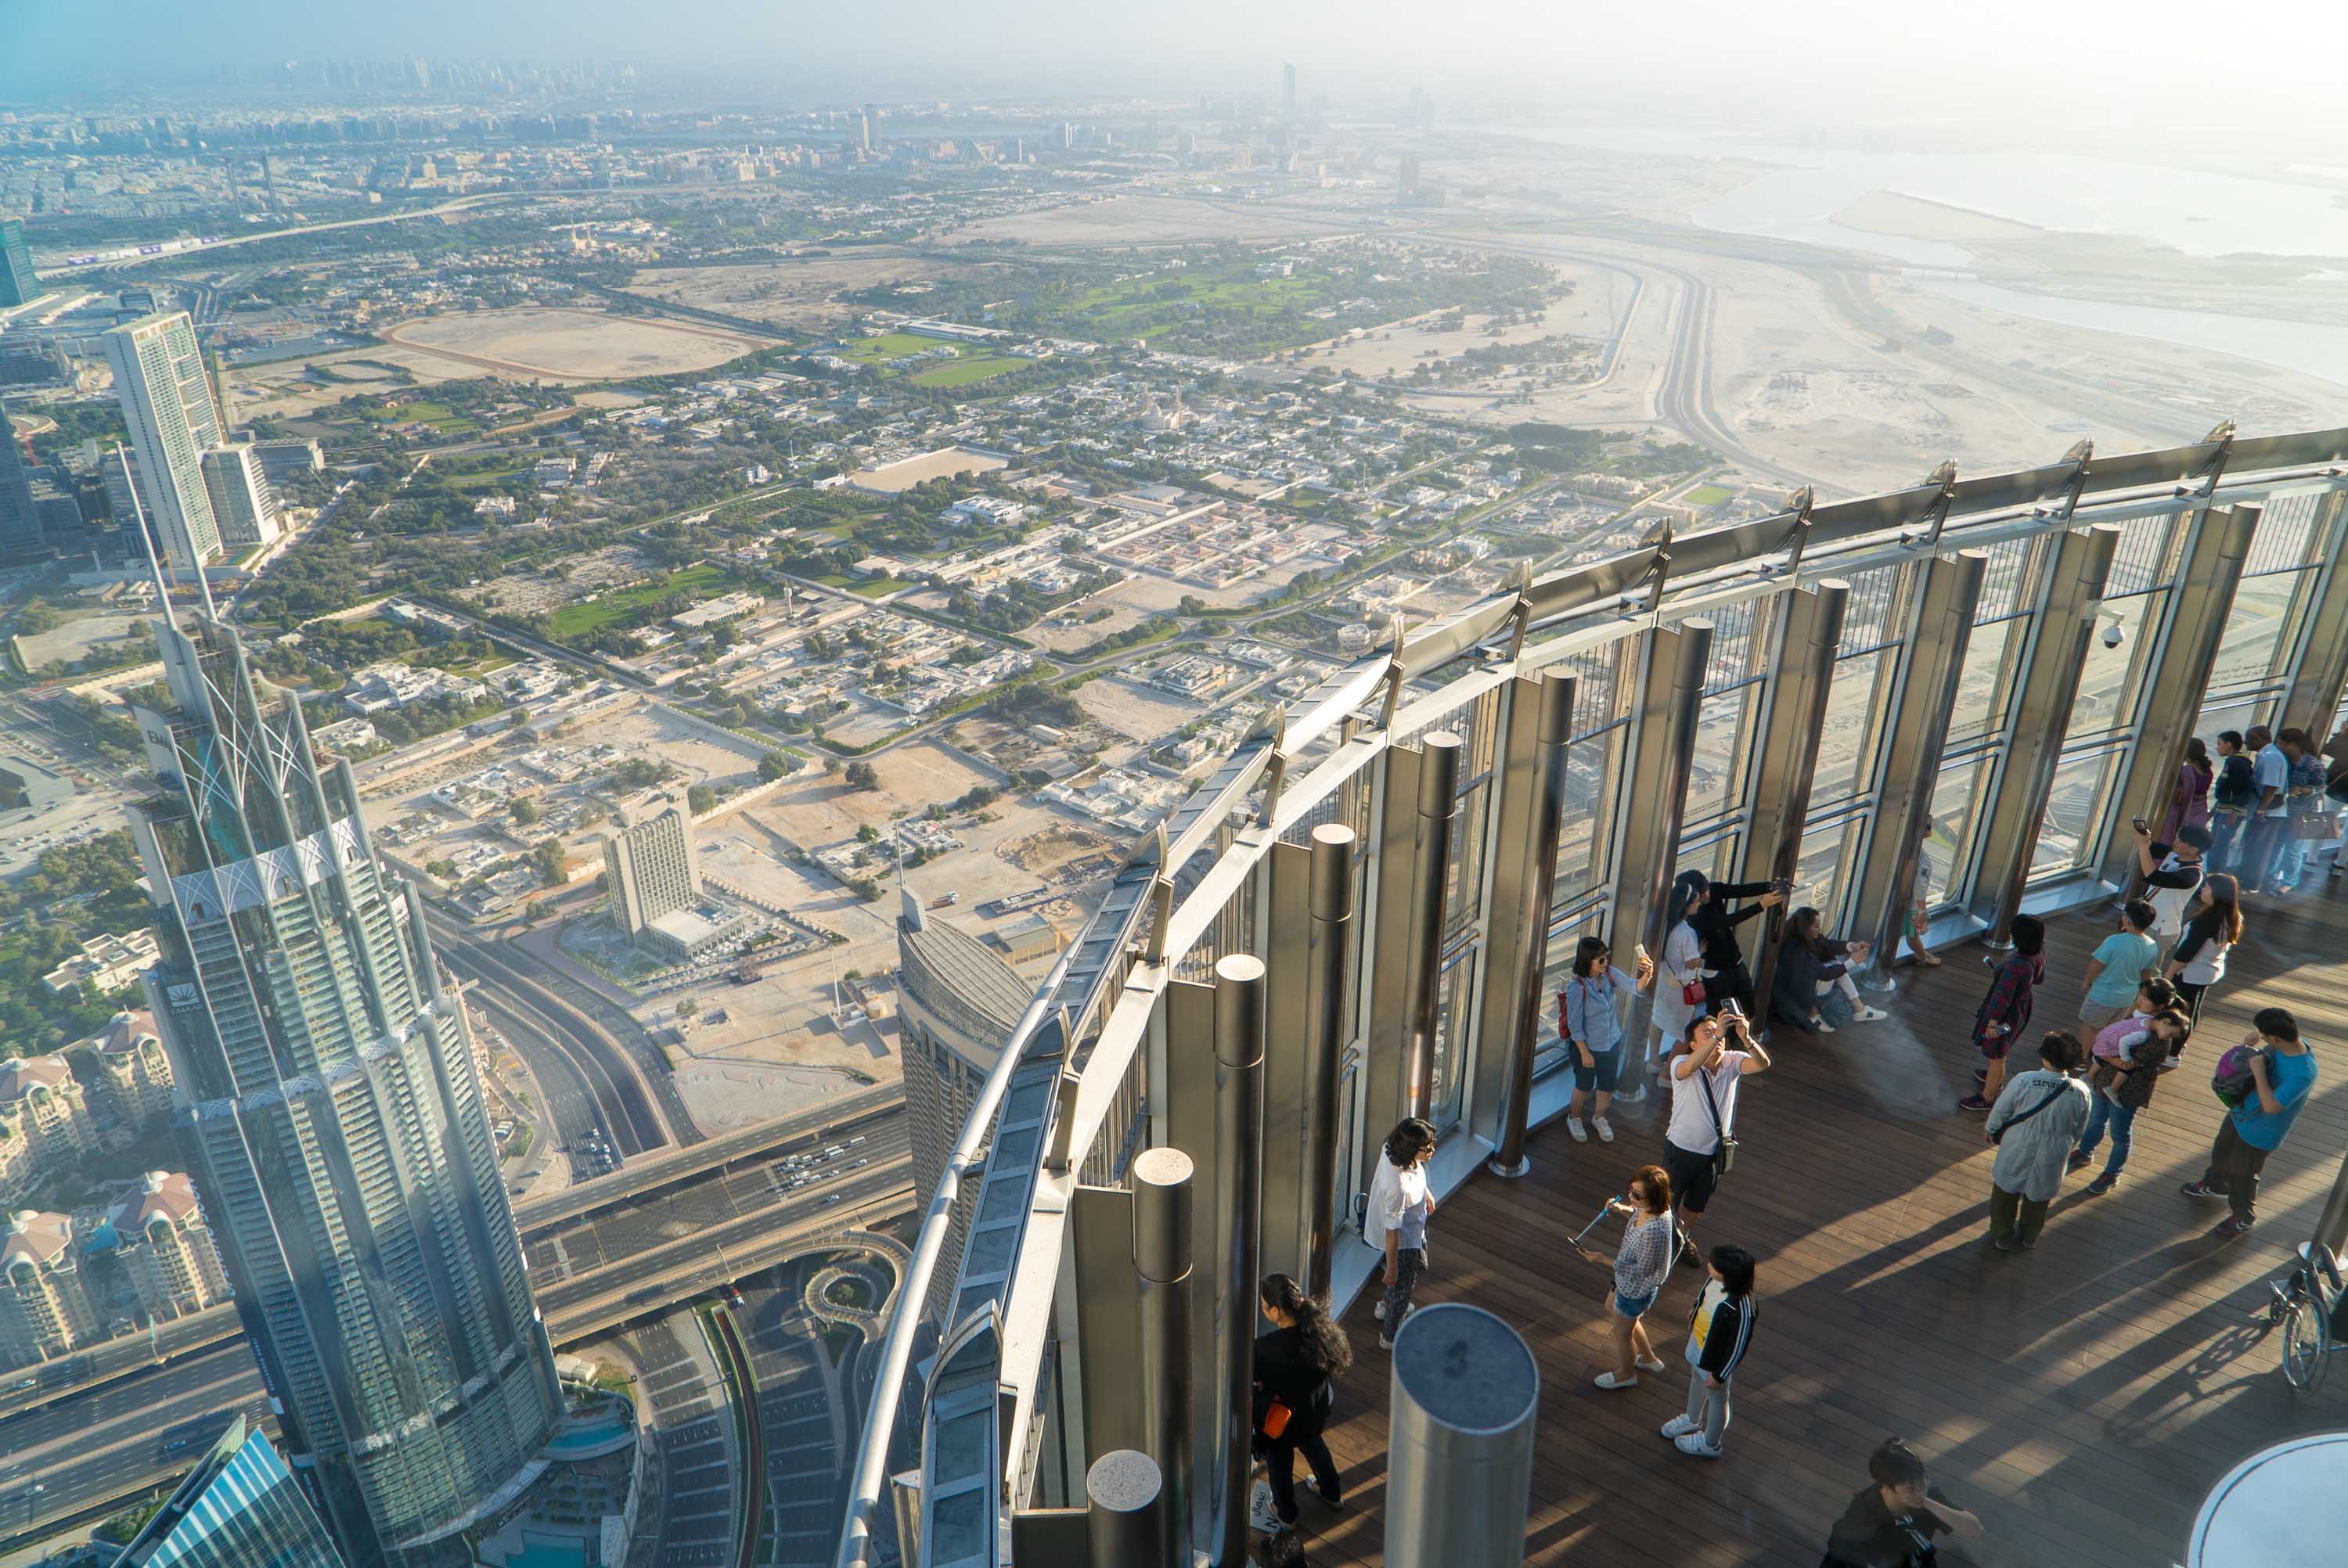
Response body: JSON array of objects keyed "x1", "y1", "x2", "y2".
[
  {"x1": 2, "y1": 1209, "x2": 74, "y2": 1270},
  {"x1": 108, "y1": 1170, "x2": 201, "y2": 1235},
  {"x1": 895, "y1": 887, "x2": 1032, "y2": 1055},
  {"x1": 0, "y1": 1053, "x2": 74, "y2": 1102},
  {"x1": 87, "y1": 1008, "x2": 160, "y2": 1056}
]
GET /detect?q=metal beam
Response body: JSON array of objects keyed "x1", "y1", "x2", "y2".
[
  {"x1": 1070, "y1": 1185, "x2": 1141, "y2": 1463},
  {"x1": 1848, "y1": 549, "x2": 1989, "y2": 970},
  {"x1": 1738, "y1": 581, "x2": 1850, "y2": 1017},
  {"x1": 1355, "y1": 743, "x2": 1420, "y2": 1215},
  {"x1": 1208, "y1": 955, "x2": 1266, "y2": 1568},
  {"x1": 1966, "y1": 523, "x2": 2124, "y2": 943},
  {"x1": 1302, "y1": 823, "x2": 1356, "y2": 1296},
  {"x1": 1258, "y1": 838, "x2": 1313, "y2": 1287},
  {"x1": 1481, "y1": 674, "x2": 1576, "y2": 1178},
  {"x1": 2098, "y1": 502, "x2": 2261, "y2": 889},
  {"x1": 2279, "y1": 489, "x2": 2348, "y2": 741},
  {"x1": 1611, "y1": 621, "x2": 1716, "y2": 1073},
  {"x1": 1399, "y1": 733, "x2": 1463, "y2": 1122}
]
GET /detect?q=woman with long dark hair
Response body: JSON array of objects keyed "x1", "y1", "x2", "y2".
[
  {"x1": 1367, "y1": 1117, "x2": 1436, "y2": 1348},
  {"x1": 1637, "y1": 870, "x2": 1715, "y2": 1104},
  {"x1": 2163, "y1": 735, "x2": 2214, "y2": 844},
  {"x1": 1684, "y1": 871, "x2": 1785, "y2": 1020},
  {"x1": 1251, "y1": 1272, "x2": 1351, "y2": 1526},
  {"x1": 2161, "y1": 872, "x2": 2242, "y2": 1027}
]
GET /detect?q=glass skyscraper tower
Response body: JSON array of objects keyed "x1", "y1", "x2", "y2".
[
  {"x1": 106, "y1": 1416, "x2": 348, "y2": 1568},
  {"x1": 126, "y1": 610, "x2": 564, "y2": 1568}
]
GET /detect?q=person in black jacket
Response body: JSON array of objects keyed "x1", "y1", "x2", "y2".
[
  {"x1": 1686, "y1": 873, "x2": 1786, "y2": 1020},
  {"x1": 1662, "y1": 1243, "x2": 1756, "y2": 1458},
  {"x1": 1824, "y1": 1438, "x2": 1985, "y2": 1566},
  {"x1": 1251, "y1": 1272, "x2": 1351, "y2": 1525}
]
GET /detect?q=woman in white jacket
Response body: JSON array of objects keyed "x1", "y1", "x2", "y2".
[{"x1": 1633, "y1": 870, "x2": 1712, "y2": 1105}]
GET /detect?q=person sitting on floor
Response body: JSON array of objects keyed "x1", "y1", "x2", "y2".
[{"x1": 1769, "y1": 906, "x2": 1888, "y2": 1035}]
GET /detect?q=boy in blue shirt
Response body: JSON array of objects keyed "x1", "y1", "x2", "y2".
[
  {"x1": 2079, "y1": 900, "x2": 2159, "y2": 1031},
  {"x1": 2184, "y1": 1006, "x2": 2317, "y2": 1239}
]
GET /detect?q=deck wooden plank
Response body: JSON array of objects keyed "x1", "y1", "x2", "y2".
[{"x1": 1295, "y1": 882, "x2": 2348, "y2": 1567}]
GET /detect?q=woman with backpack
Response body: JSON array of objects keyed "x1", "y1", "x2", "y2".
[
  {"x1": 2161, "y1": 872, "x2": 2242, "y2": 1028},
  {"x1": 1559, "y1": 935, "x2": 1655, "y2": 1144},
  {"x1": 1250, "y1": 1272, "x2": 1350, "y2": 1527},
  {"x1": 1983, "y1": 1030, "x2": 2091, "y2": 1250}
]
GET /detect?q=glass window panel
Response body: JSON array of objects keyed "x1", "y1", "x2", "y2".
[
  {"x1": 1554, "y1": 723, "x2": 1624, "y2": 904},
  {"x1": 2104, "y1": 510, "x2": 2181, "y2": 597},
  {"x1": 1835, "y1": 566, "x2": 1908, "y2": 656},
  {"x1": 1788, "y1": 816, "x2": 1863, "y2": 927},
  {"x1": 2208, "y1": 570, "x2": 2305, "y2": 693},
  {"x1": 1946, "y1": 620, "x2": 2018, "y2": 750},
  {"x1": 2066, "y1": 592, "x2": 2161, "y2": 739},
  {"x1": 1972, "y1": 537, "x2": 2039, "y2": 623},
  {"x1": 1929, "y1": 756, "x2": 1994, "y2": 912},
  {"x1": 2242, "y1": 491, "x2": 2319, "y2": 574},
  {"x1": 1810, "y1": 651, "x2": 1889, "y2": 807},
  {"x1": 2032, "y1": 750, "x2": 2123, "y2": 879},
  {"x1": 2195, "y1": 698, "x2": 2267, "y2": 753},
  {"x1": 1428, "y1": 946, "x2": 1478, "y2": 1130},
  {"x1": 1684, "y1": 688, "x2": 1752, "y2": 825}
]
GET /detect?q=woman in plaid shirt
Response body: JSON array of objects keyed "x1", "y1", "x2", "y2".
[
  {"x1": 1593, "y1": 1164, "x2": 1676, "y2": 1390},
  {"x1": 1961, "y1": 913, "x2": 2044, "y2": 1114}
]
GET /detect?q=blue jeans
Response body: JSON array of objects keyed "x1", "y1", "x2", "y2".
[
  {"x1": 2278, "y1": 834, "x2": 2313, "y2": 889},
  {"x1": 2076, "y1": 1092, "x2": 2138, "y2": 1177},
  {"x1": 2207, "y1": 810, "x2": 2245, "y2": 873}
]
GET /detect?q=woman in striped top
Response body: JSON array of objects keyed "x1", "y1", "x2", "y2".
[{"x1": 1593, "y1": 1164, "x2": 1675, "y2": 1390}]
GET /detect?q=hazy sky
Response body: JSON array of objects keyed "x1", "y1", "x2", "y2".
[{"x1": 6, "y1": 0, "x2": 2346, "y2": 135}]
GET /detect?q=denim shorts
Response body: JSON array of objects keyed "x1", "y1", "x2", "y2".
[
  {"x1": 1612, "y1": 1289, "x2": 1656, "y2": 1319},
  {"x1": 1571, "y1": 1043, "x2": 1622, "y2": 1093}
]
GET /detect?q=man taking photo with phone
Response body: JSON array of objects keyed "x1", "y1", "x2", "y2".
[{"x1": 1663, "y1": 1003, "x2": 1770, "y2": 1268}]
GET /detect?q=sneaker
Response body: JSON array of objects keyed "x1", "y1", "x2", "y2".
[
  {"x1": 1374, "y1": 1299, "x2": 1386, "y2": 1321},
  {"x1": 1658, "y1": 1415, "x2": 1700, "y2": 1440},
  {"x1": 1592, "y1": 1116, "x2": 1615, "y2": 1144},
  {"x1": 2019, "y1": 1238, "x2": 2038, "y2": 1250},
  {"x1": 2065, "y1": 1150, "x2": 2092, "y2": 1174},
  {"x1": 2181, "y1": 1181, "x2": 2227, "y2": 1200},
  {"x1": 1678, "y1": 1241, "x2": 1704, "y2": 1269},
  {"x1": 1852, "y1": 1004, "x2": 1889, "y2": 1023},
  {"x1": 1673, "y1": 1433, "x2": 1723, "y2": 1458},
  {"x1": 1313, "y1": 1481, "x2": 1343, "y2": 1509},
  {"x1": 1812, "y1": 1016, "x2": 1836, "y2": 1034},
  {"x1": 2210, "y1": 1216, "x2": 2255, "y2": 1241},
  {"x1": 1615, "y1": 1083, "x2": 1648, "y2": 1106},
  {"x1": 1566, "y1": 1117, "x2": 1589, "y2": 1143},
  {"x1": 1637, "y1": 1355, "x2": 1667, "y2": 1374},
  {"x1": 1594, "y1": 1371, "x2": 1639, "y2": 1390},
  {"x1": 2085, "y1": 1172, "x2": 2117, "y2": 1196},
  {"x1": 1377, "y1": 1333, "x2": 1394, "y2": 1350},
  {"x1": 1991, "y1": 1235, "x2": 2012, "y2": 1251},
  {"x1": 1957, "y1": 1095, "x2": 1993, "y2": 1113}
]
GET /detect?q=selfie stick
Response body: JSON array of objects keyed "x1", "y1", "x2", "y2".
[{"x1": 1570, "y1": 1196, "x2": 1624, "y2": 1250}]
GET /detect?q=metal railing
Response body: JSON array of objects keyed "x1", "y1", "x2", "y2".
[{"x1": 838, "y1": 424, "x2": 2348, "y2": 1568}]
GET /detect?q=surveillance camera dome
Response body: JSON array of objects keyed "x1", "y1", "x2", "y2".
[{"x1": 2101, "y1": 621, "x2": 2125, "y2": 649}]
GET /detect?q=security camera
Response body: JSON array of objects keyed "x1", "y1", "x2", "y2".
[{"x1": 2100, "y1": 621, "x2": 2125, "y2": 650}]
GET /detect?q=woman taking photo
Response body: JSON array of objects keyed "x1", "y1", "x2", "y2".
[
  {"x1": 1591, "y1": 1165, "x2": 1675, "y2": 1390},
  {"x1": 1635, "y1": 870, "x2": 1714, "y2": 1105},
  {"x1": 1560, "y1": 936, "x2": 1655, "y2": 1143},
  {"x1": 2161, "y1": 872, "x2": 2242, "y2": 1027},
  {"x1": 1368, "y1": 1117, "x2": 1435, "y2": 1349},
  {"x1": 1251, "y1": 1273, "x2": 1349, "y2": 1525},
  {"x1": 1687, "y1": 872, "x2": 1788, "y2": 1020}
]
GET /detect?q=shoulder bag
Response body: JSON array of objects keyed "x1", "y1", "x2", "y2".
[
  {"x1": 1698, "y1": 1063, "x2": 1738, "y2": 1175},
  {"x1": 1988, "y1": 1080, "x2": 2072, "y2": 1145}
]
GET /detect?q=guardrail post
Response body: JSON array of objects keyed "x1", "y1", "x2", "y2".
[
  {"x1": 1086, "y1": 1450, "x2": 1166, "y2": 1568},
  {"x1": 1966, "y1": 524, "x2": 2123, "y2": 945},
  {"x1": 1386, "y1": 1303, "x2": 1540, "y2": 1568},
  {"x1": 1611, "y1": 620, "x2": 1713, "y2": 1090},
  {"x1": 1132, "y1": 1148, "x2": 1195, "y2": 1568},
  {"x1": 1210, "y1": 955, "x2": 1266, "y2": 1568},
  {"x1": 1739, "y1": 580, "x2": 1848, "y2": 1018},
  {"x1": 1304, "y1": 822, "x2": 1356, "y2": 1293},
  {"x1": 1487, "y1": 674, "x2": 1574, "y2": 1178},
  {"x1": 1399, "y1": 733, "x2": 1461, "y2": 1121}
]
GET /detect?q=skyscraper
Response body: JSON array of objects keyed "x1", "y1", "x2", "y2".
[
  {"x1": 104, "y1": 311, "x2": 225, "y2": 569},
  {"x1": 0, "y1": 412, "x2": 41, "y2": 557},
  {"x1": 127, "y1": 611, "x2": 563, "y2": 1568},
  {"x1": 0, "y1": 216, "x2": 39, "y2": 307},
  {"x1": 106, "y1": 1416, "x2": 349, "y2": 1568},
  {"x1": 601, "y1": 804, "x2": 700, "y2": 939},
  {"x1": 200, "y1": 446, "x2": 283, "y2": 551}
]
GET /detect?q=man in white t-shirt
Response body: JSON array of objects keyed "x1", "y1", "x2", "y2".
[
  {"x1": 1663, "y1": 1009, "x2": 1770, "y2": 1266},
  {"x1": 2242, "y1": 725, "x2": 2290, "y2": 890},
  {"x1": 2130, "y1": 820, "x2": 2208, "y2": 937}
]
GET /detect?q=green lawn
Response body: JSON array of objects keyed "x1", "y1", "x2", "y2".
[
  {"x1": 836, "y1": 332, "x2": 1030, "y2": 387},
  {"x1": 848, "y1": 577, "x2": 917, "y2": 598},
  {"x1": 909, "y1": 355, "x2": 1031, "y2": 387},
  {"x1": 546, "y1": 563, "x2": 739, "y2": 638},
  {"x1": 441, "y1": 464, "x2": 530, "y2": 492},
  {"x1": 1684, "y1": 484, "x2": 1736, "y2": 507},
  {"x1": 1052, "y1": 268, "x2": 1331, "y2": 343}
]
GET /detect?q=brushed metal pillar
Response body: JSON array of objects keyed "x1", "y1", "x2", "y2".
[
  {"x1": 2314, "y1": 1135, "x2": 2348, "y2": 1263},
  {"x1": 1071, "y1": 1184, "x2": 1141, "y2": 1460},
  {"x1": 1355, "y1": 744, "x2": 1421, "y2": 1214},
  {"x1": 1159, "y1": 979, "x2": 1219, "y2": 1542},
  {"x1": 1261, "y1": 839, "x2": 1312, "y2": 1289},
  {"x1": 1738, "y1": 581, "x2": 1849, "y2": 1018},
  {"x1": 1303, "y1": 822, "x2": 1356, "y2": 1295},
  {"x1": 1399, "y1": 733, "x2": 1463, "y2": 1122},
  {"x1": 1086, "y1": 1450, "x2": 1165, "y2": 1568},
  {"x1": 2279, "y1": 490, "x2": 2348, "y2": 741},
  {"x1": 888, "y1": 1471, "x2": 921, "y2": 1566},
  {"x1": 1848, "y1": 550, "x2": 1988, "y2": 974},
  {"x1": 1967, "y1": 523, "x2": 2123, "y2": 945},
  {"x1": 1610, "y1": 621, "x2": 1715, "y2": 1067},
  {"x1": 1487, "y1": 674, "x2": 1575, "y2": 1178},
  {"x1": 1209, "y1": 955, "x2": 1266, "y2": 1568},
  {"x1": 1132, "y1": 1147, "x2": 1194, "y2": 1568},
  {"x1": 1385, "y1": 1303, "x2": 1540, "y2": 1568}
]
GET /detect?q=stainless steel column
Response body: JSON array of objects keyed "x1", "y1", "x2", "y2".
[
  {"x1": 2097, "y1": 503, "x2": 2260, "y2": 888},
  {"x1": 1132, "y1": 1147, "x2": 1194, "y2": 1568},
  {"x1": 1965, "y1": 523, "x2": 2123, "y2": 944},
  {"x1": 1259, "y1": 840, "x2": 1313, "y2": 1289},
  {"x1": 1304, "y1": 822, "x2": 1356, "y2": 1295},
  {"x1": 1086, "y1": 1450, "x2": 1165, "y2": 1568},
  {"x1": 1399, "y1": 733, "x2": 1462, "y2": 1122},
  {"x1": 1355, "y1": 745, "x2": 1421, "y2": 1216},
  {"x1": 1610, "y1": 622, "x2": 1715, "y2": 1064},
  {"x1": 1209, "y1": 954, "x2": 1266, "y2": 1568},
  {"x1": 2280, "y1": 490, "x2": 2348, "y2": 741},
  {"x1": 1385, "y1": 1303, "x2": 1540, "y2": 1568},
  {"x1": 1848, "y1": 550, "x2": 1988, "y2": 973},
  {"x1": 1486, "y1": 674, "x2": 1575, "y2": 1178},
  {"x1": 1738, "y1": 581, "x2": 1849, "y2": 1017}
]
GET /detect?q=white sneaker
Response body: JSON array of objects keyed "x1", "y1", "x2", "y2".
[
  {"x1": 1812, "y1": 1016, "x2": 1835, "y2": 1034},
  {"x1": 1566, "y1": 1117, "x2": 1589, "y2": 1143},
  {"x1": 1373, "y1": 1299, "x2": 1386, "y2": 1321},
  {"x1": 1853, "y1": 1004, "x2": 1889, "y2": 1023},
  {"x1": 1592, "y1": 1116, "x2": 1615, "y2": 1143},
  {"x1": 1377, "y1": 1333, "x2": 1394, "y2": 1350},
  {"x1": 1658, "y1": 1415, "x2": 1699, "y2": 1440},
  {"x1": 1673, "y1": 1433, "x2": 1723, "y2": 1459},
  {"x1": 1593, "y1": 1371, "x2": 1638, "y2": 1390},
  {"x1": 1637, "y1": 1355, "x2": 1666, "y2": 1374}
]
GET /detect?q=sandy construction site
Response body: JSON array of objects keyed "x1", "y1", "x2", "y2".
[{"x1": 379, "y1": 307, "x2": 767, "y2": 379}]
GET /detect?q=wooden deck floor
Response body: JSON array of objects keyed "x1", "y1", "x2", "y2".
[{"x1": 1306, "y1": 876, "x2": 2348, "y2": 1568}]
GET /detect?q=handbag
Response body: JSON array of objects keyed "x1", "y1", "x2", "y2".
[
  {"x1": 2293, "y1": 811, "x2": 2335, "y2": 842},
  {"x1": 1987, "y1": 1081, "x2": 2071, "y2": 1145},
  {"x1": 1683, "y1": 978, "x2": 1708, "y2": 1008},
  {"x1": 1262, "y1": 1397, "x2": 1292, "y2": 1440},
  {"x1": 1697, "y1": 1060, "x2": 1738, "y2": 1175}
]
